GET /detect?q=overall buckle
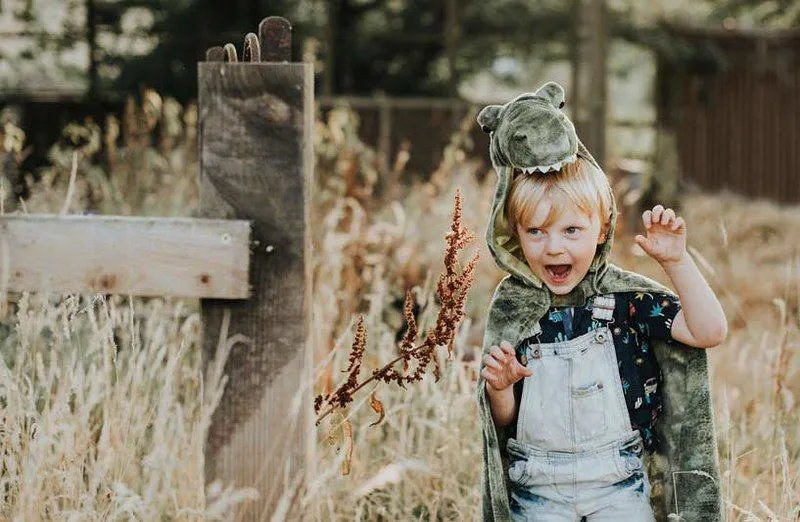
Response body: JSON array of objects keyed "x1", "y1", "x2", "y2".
[{"x1": 591, "y1": 295, "x2": 615, "y2": 322}]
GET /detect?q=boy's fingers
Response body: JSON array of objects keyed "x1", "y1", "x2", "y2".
[
  {"x1": 642, "y1": 210, "x2": 652, "y2": 229},
  {"x1": 661, "y1": 208, "x2": 675, "y2": 225},
  {"x1": 651, "y1": 205, "x2": 664, "y2": 223},
  {"x1": 482, "y1": 354, "x2": 501, "y2": 370},
  {"x1": 482, "y1": 369, "x2": 506, "y2": 390},
  {"x1": 488, "y1": 345, "x2": 507, "y2": 363},
  {"x1": 521, "y1": 366, "x2": 534, "y2": 376},
  {"x1": 635, "y1": 235, "x2": 652, "y2": 253},
  {"x1": 499, "y1": 342, "x2": 515, "y2": 357},
  {"x1": 672, "y1": 217, "x2": 685, "y2": 231}
]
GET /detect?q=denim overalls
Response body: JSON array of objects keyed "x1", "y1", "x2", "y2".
[{"x1": 507, "y1": 294, "x2": 656, "y2": 521}]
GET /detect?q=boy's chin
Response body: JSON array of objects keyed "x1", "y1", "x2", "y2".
[{"x1": 544, "y1": 282, "x2": 578, "y2": 295}]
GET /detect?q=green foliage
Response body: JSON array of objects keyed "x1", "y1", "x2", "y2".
[
  {"x1": 4, "y1": 0, "x2": 799, "y2": 102},
  {"x1": 102, "y1": 0, "x2": 575, "y2": 99}
]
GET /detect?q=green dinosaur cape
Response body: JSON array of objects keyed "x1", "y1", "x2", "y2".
[{"x1": 475, "y1": 82, "x2": 723, "y2": 521}]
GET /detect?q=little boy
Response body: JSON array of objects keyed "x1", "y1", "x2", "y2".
[{"x1": 475, "y1": 82, "x2": 726, "y2": 522}]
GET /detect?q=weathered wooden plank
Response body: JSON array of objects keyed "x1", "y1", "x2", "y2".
[
  {"x1": 198, "y1": 57, "x2": 313, "y2": 519},
  {"x1": 0, "y1": 215, "x2": 250, "y2": 299},
  {"x1": 223, "y1": 43, "x2": 238, "y2": 62},
  {"x1": 243, "y1": 33, "x2": 260, "y2": 63},
  {"x1": 206, "y1": 46, "x2": 224, "y2": 62},
  {"x1": 259, "y1": 16, "x2": 291, "y2": 62}
]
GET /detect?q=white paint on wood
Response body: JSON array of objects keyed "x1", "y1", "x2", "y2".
[{"x1": 0, "y1": 214, "x2": 251, "y2": 299}]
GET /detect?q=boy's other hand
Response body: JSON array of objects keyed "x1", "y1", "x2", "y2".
[
  {"x1": 635, "y1": 205, "x2": 688, "y2": 266},
  {"x1": 481, "y1": 340, "x2": 533, "y2": 392}
]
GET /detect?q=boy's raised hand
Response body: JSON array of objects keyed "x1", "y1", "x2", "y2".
[
  {"x1": 481, "y1": 340, "x2": 533, "y2": 391},
  {"x1": 635, "y1": 204, "x2": 687, "y2": 266}
]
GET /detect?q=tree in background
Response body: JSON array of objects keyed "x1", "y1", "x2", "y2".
[
  {"x1": 99, "y1": 0, "x2": 316, "y2": 101},
  {"x1": 0, "y1": 0, "x2": 89, "y2": 96},
  {"x1": 105, "y1": 0, "x2": 573, "y2": 100},
  {"x1": 2, "y1": 0, "x2": 797, "y2": 102},
  {"x1": 320, "y1": 0, "x2": 573, "y2": 97}
]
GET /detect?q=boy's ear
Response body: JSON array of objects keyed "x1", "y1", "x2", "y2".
[
  {"x1": 598, "y1": 220, "x2": 611, "y2": 244},
  {"x1": 477, "y1": 105, "x2": 503, "y2": 133}
]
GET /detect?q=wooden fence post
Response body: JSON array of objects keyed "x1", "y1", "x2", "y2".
[
  {"x1": 571, "y1": 0, "x2": 608, "y2": 167},
  {"x1": 199, "y1": 16, "x2": 314, "y2": 519}
]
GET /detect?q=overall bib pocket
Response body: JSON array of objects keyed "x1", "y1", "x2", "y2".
[{"x1": 571, "y1": 380, "x2": 607, "y2": 443}]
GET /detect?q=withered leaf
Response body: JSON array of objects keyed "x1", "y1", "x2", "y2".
[
  {"x1": 368, "y1": 391, "x2": 386, "y2": 427},
  {"x1": 341, "y1": 419, "x2": 354, "y2": 476},
  {"x1": 323, "y1": 411, "x2": 346, "y2": 450}
]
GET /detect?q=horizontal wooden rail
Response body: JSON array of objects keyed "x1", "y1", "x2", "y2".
[
  {"x1": 0, "y1": 215, "x2": 251, "y2": 299},
  {"x1": 317, "y1": 95, "x2": 479, "y2": 110}
]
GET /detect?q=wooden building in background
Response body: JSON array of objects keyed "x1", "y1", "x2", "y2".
[{"x1": 657, "y1": 25, "x2": 800, "y2": 204}]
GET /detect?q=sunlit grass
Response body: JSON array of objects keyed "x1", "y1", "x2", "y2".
[{"x1": 0, "y1": 99, "x2": 797, "y2": 520}]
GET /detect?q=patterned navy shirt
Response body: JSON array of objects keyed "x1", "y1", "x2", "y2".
[{"x1": 514, "y1": 291, "x2": 682, "y2": 451}]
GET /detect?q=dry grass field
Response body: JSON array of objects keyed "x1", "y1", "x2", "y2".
[{"x1": 0, "y1": 98, "x2": 797, "y2": 520}]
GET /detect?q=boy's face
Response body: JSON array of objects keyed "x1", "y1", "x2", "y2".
[{"x1": 514, "y1": 198, "x2": 608, "y2": 295}]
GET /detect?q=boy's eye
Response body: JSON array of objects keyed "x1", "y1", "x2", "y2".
[
  {"x1": 565, "y1": 226, "x2": 581, "y2": 235},
  {"x1": 527, "y1": 228, "x2": 542, "y2": 236}
]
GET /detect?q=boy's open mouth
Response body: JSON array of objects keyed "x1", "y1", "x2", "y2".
[{"x1": 545, "y1": 264, "x2": 572, "y2": 283}]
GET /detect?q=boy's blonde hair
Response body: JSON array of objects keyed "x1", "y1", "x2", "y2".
[{"x1": 506, "y1": 157, "x2": 612, "y2": 236}]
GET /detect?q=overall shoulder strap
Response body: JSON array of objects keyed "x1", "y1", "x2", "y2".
[{"x1": 529, "y1": 321, "x2": 542, "y2": 338}]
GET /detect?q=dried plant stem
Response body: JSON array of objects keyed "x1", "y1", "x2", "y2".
[
  {"x1": 315, "y1": 340, "x2": 446, "y2": 425},
  {"x1": 59, "y1": 151, "x2": 79, "y2": 216},
  {"x1": 770, "y1": 298, "x2": 790, "y2": 445},
  {"x1": 314, "y1": 191, "x2": 478, "y2": 427}
]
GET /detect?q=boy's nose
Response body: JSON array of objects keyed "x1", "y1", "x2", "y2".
[{"x1": 544, "y1": 236, "x2": 565, "y2": 254}]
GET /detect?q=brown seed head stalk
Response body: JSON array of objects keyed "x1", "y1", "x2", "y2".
[{"x1": 314, "y1": 191, "x2": 479, "y2": 425}]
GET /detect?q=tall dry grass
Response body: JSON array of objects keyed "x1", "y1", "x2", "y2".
[
  {"x1": 0, "y1": 291, "x2": 259, "y2": 519},
  {"x1": 0, "y1": 97, "x2": 797, "y2": 520},
  {"x1": 0, "y1": 95, "x2": 257, "y2": 520},
  {"x1": 615, "y1": 192, "x2": 800, "y2": 521}
]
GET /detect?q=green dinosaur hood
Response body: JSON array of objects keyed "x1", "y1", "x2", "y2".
[
  {"x1": 475, "y1": 82, "x2": 723, "y2": 522},
  {"x1": 477, "y1": 81, "x2": 615, "y2": 306}
]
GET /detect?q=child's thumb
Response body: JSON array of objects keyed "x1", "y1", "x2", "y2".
[
  {"x1": 521, "y1": 366, "x2": 533, "y2": 377},
  {"x1": 635, "y1": 234, "x2": 651, "y2": 252}
]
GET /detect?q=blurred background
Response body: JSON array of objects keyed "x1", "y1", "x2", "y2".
[
  {"x1": 0, "y1": 1, "x2": 799, "y2": 520},
  {"x1": 2, "y1": 0, "x2": 800, "y2": 203}
]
